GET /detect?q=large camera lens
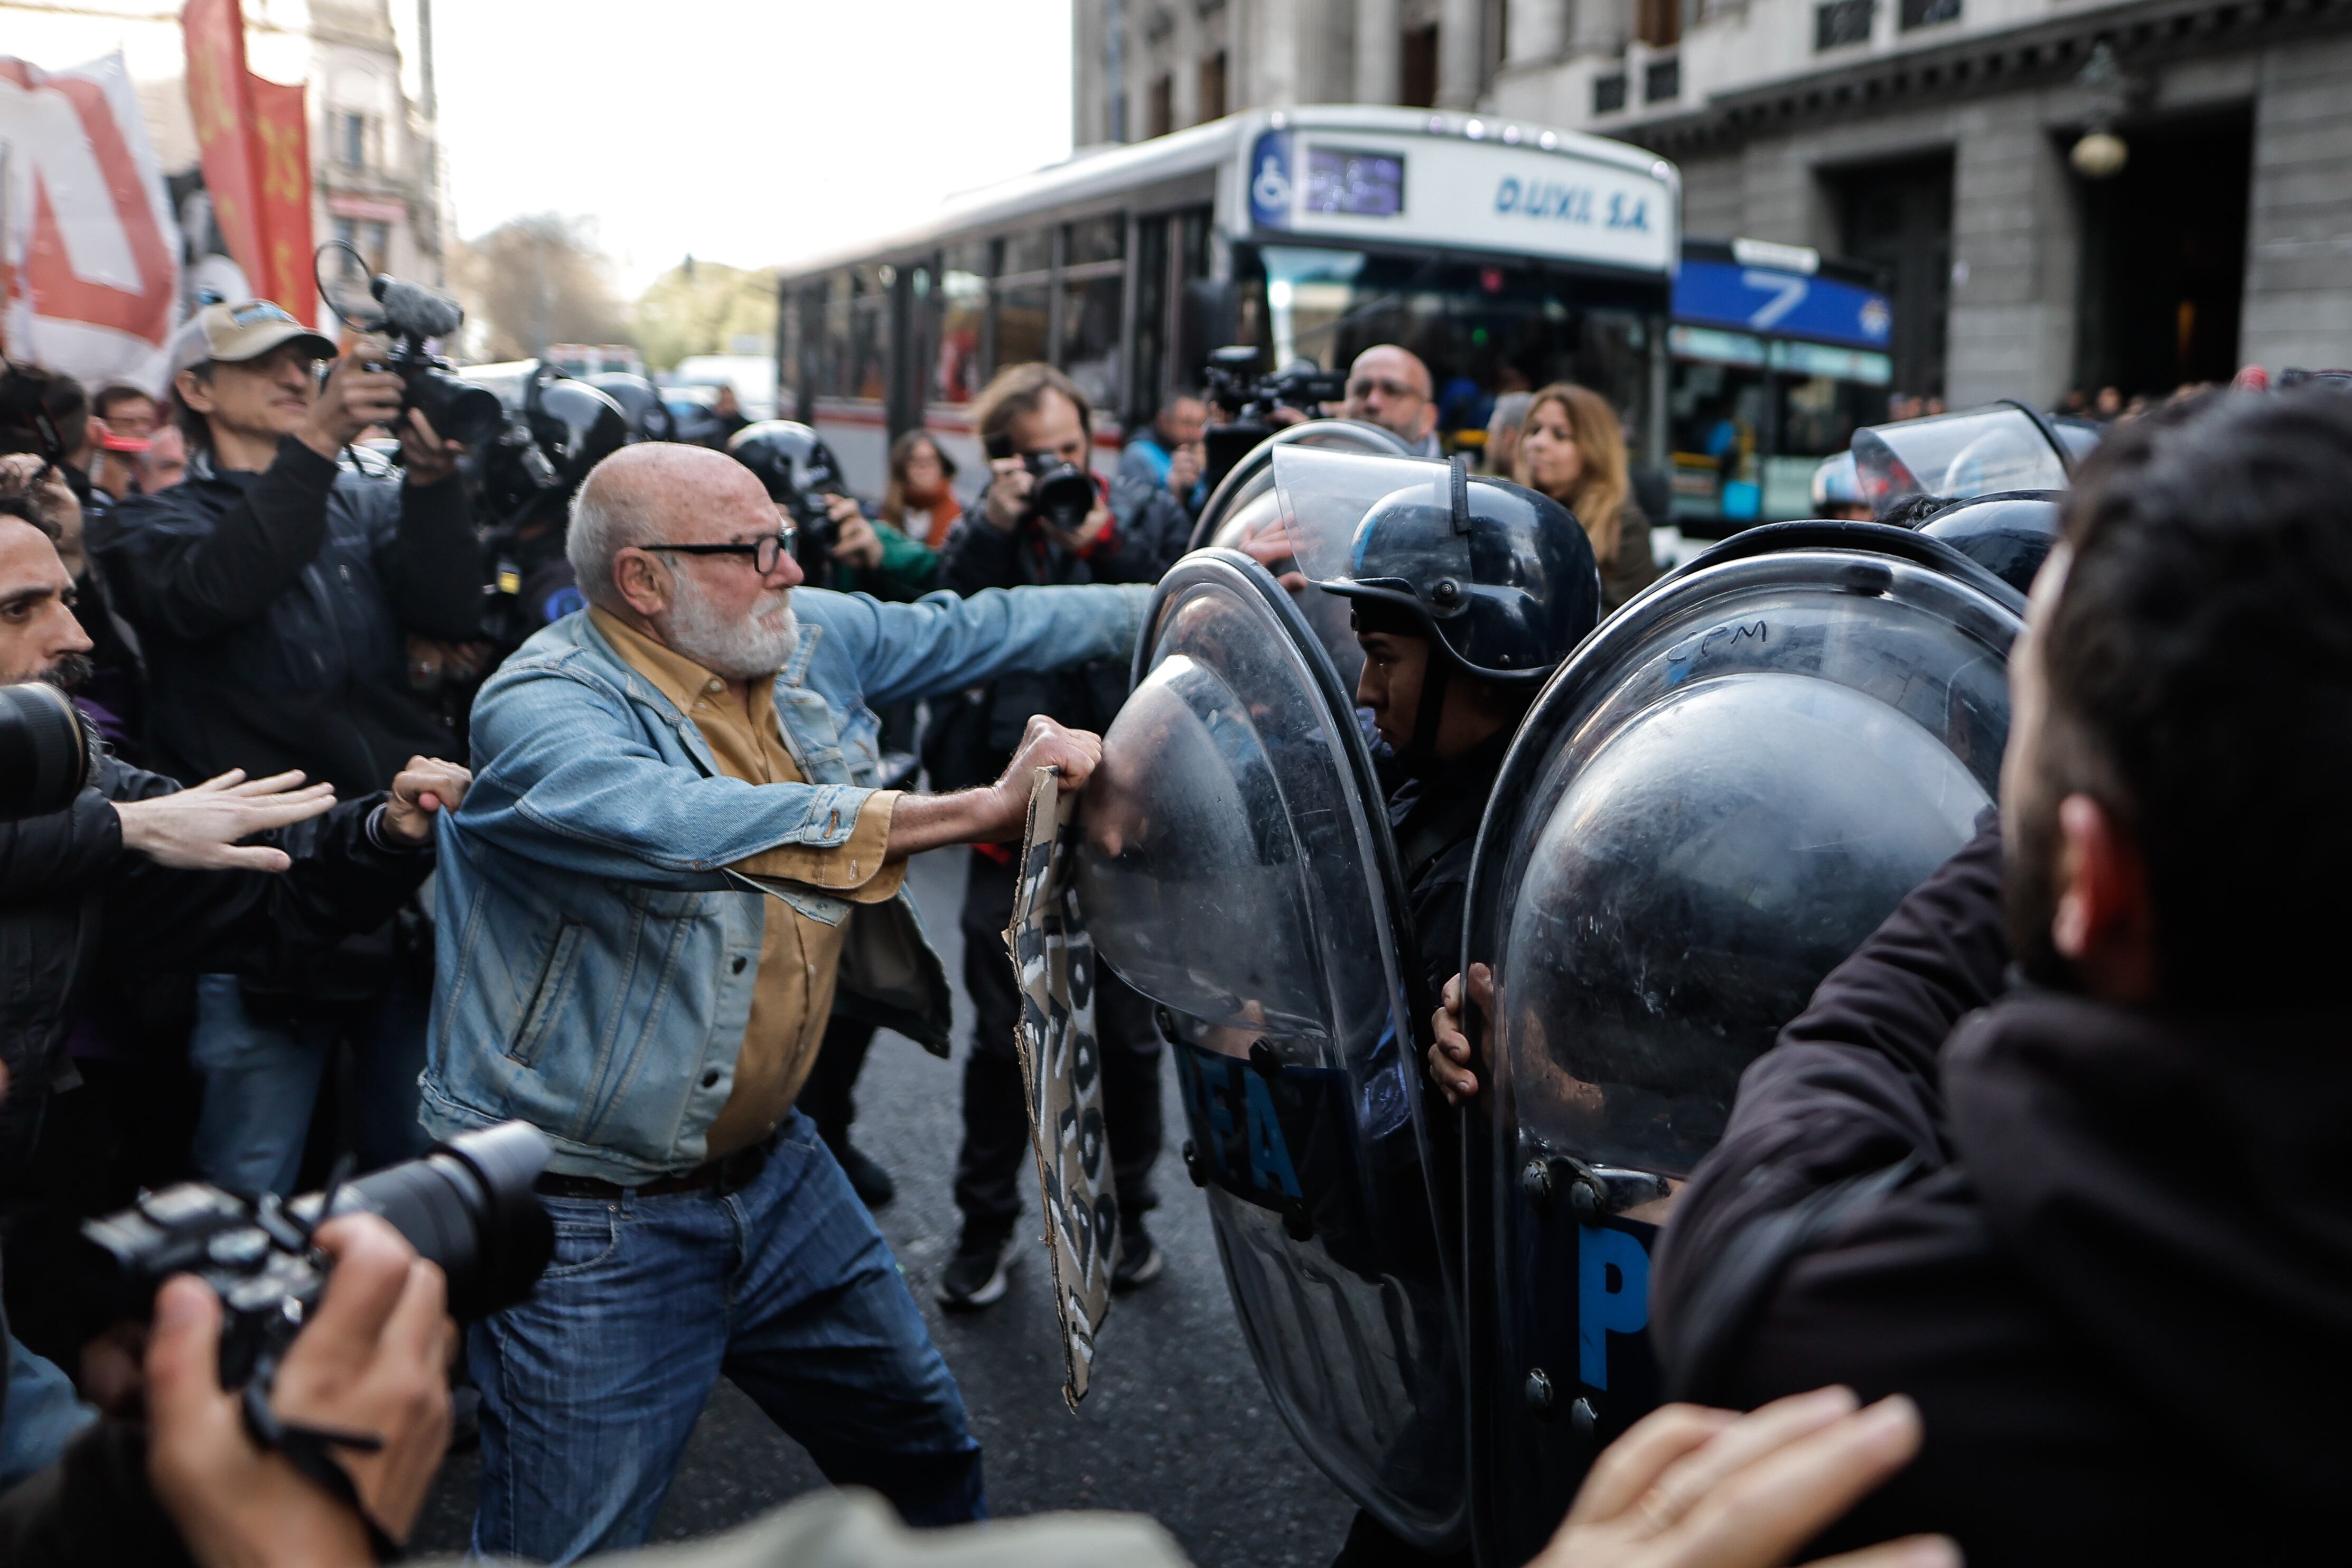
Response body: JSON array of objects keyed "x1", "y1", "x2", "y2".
[
  {"x1": 408, "y1": 367, "x2": 507, "y2": 450},
  {"x1": 338, "y1": 1122, "x2": 554, "y2": 1320},
  {"x1": 0, "y1": 682, "x2": 94, "y2": 823},
  {"x1": 1025, "y1": 455, "x2": 1097, "y2": 534}
]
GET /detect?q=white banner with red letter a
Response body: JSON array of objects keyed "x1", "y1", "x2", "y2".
[{"x1": 0, "y1": 52, "x2": 182, "y2": 391}]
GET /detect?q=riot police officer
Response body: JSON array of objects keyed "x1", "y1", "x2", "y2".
[
  {"x1": 1309, "y1": 460, "x2": 1600, "y2": 1567},
  {"x1": 1315, "y1": 462, "x2": 1601, "y2": 1005}
]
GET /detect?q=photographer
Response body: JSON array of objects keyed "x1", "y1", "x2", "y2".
[
  {"x1": 86, "y1": 300, "x2": 484, "y2": 1196},
  {"x1": 931, "y1": 364, "x2": 1188, "y2": 1310},
  {"x1": 1117, "y1": 391, "x2": 1207, "y2": 516}
]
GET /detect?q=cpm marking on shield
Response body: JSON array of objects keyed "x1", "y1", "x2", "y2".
[
  {"x1": 1578, "y1": 1225, "x2": 1651, "y2": 1390},
  {"x1": 1176, "y1": 1042, "x2": 1305, "y2": 1203}
]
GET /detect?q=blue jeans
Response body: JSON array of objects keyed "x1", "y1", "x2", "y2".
[
  {"x1": 469, "y1": 1111, "x2": 984, "y2": 1563},
  {"x1": 188, "y1": 972, "x2": 432, "y2": 1195},
  {"x1": 1, "y1": 1330, "x2": 95, "y2": 1490}
]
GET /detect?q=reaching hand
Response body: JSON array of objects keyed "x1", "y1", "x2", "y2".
[
  {"x1": 380, "y1": 755, "x2": 471, "y2": 846},
  {"x1": 144, "y1": 1214, "x2": 457, "y2": 1568},
  {"x1": 976, "y1": 715, "x2": 1104, "y2": 840},
  {"x1": 1429, "y1": 963, "x2": 1491, "y2": 1104},
  {"x1": 1530, "y1": 1388, "x2": 1952, "y2": 1568},
  {"x1": 114, "y1": 769, "x2": 336, "y2": 872}
]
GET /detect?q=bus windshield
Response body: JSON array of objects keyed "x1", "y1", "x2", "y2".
[{"x1": 1239, "y1": 244, "x2": 1662, "y2": 447}]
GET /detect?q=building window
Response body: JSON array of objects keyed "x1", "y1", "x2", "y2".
[
  {"x1": 1198, "y1": 50, "x2": 1227, "y2": 123},
  {"x1": 1400, "y1": 25, "x2": 1439, "y2": 108},
  {"x1": 1593, "y1": 72, "x2": 1629, "y2": 114},
  {"x1": 1636, "y1": 0, "x2": 1682, "y2": 49},
  {"x1": 1815, "y1": 0, "x2": 1875, "y2": 49},
  {"x1": 1899, "y1": 0, "x2": 1960, "y2": 27},
  {"x1": 331, "y1": 216, "x2": 389, "y2": 275},
  {"x1": 1148, "y1": 74, "x2": 1173, "y2": 139},
  {"x1": 1645, "y1": 55, "x2": 1681, "y2": 102},
  {"x1": 334, "y1": 110, "x2": 376, "y2": 171}
]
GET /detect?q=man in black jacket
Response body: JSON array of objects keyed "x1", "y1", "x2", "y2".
[
  {"x1": 0, "y1": 493, "x2": 469, "y2": 1489},
  {"x1": 931, "y1": 363, "x2": 1190, "y2": 1309},
  {"x1": 85, "y1": 300, "x2": 484, "y2": 1196},
  {"x1": 1627, "y1": 391, "x2": 2352, "y2": 1563}
]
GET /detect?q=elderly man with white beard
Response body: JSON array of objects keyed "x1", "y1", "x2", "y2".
[{"x1": 421, "y1": 442, "x2": 1134, "y2": 1563}]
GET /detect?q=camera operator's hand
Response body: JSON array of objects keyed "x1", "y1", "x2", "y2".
[
  {"x1": 1267, "y1": 405, "x2": 1310, "y2": 428},
  {"x1": 1527, "y1": 1388, "x2": 1952, "y2": 1568},
  {"x1": 1429, "y1": 964, "x2": 1491, "y2": 1104},
  {"x1": 826, "y1": 495, "x2": 885, "y2": 570},
  {"x1": 1168, "y1": 440, "x2": 1205, "y2": 498},
  {"x1": 395, "y1": 405, "x2": 465, "y2": 488},
  {"x1": 145, "y1": 1214, "x2": 456, "y2": 1568},
  {"x1": 983, "y1": 456, "x2": 1035, "y2": 532},
  {"x1": 1043, "y1": 500, "x2": 1113, "y2": 558},
  {"x1": 380, "y1": 754, "x2": 472, "y2": 846},
  {"x1": 114, "y1": 769, "x2": 337, "y2": 872},
  {"x1": 0, "y1": 451, "x2": 84, "y2": 576},
  {"x1": 297, "y1": 341, "x2": 406, "y2": 462}
]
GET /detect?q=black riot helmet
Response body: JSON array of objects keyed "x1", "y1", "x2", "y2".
[
  {"x1": 1318, "y1": 460, "x2": 1600, "y2": 685},
  {"x1": 461, "y1": 361, "x2": 629, "y2": 525},
  {"x1": 1914, "y1": 489, "x2": 2062, "y2": 595},
  {"x1": 727, "y1": 420, "x2": 845, "y2": 527},
  {"x1": 586, "y1": 372, "x2": 676, "y2": 442}
]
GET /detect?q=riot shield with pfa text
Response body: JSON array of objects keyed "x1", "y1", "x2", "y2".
[
  {"x1": 1461, "y1": 522, "x2": 2026, "y2": 1566},
  {"x1": 1074, "y1": 545, "x2": 1467, "y2": 1551}
]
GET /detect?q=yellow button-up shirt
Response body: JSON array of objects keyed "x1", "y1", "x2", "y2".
[{"x1": 592, "y1": 609, "x2": 905, "y2": 1157}]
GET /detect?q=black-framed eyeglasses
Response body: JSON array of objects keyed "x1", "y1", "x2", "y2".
[{"x1": 640, "y1": 525, "x2": 797, "y2": 575}]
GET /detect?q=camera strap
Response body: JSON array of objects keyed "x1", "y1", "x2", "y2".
[{"x1": 240, "y1": 1382, "x2": 405, "y2": 1561}]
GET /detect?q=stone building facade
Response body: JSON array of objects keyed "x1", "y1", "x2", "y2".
[{"x1": 1075, "y1": 0, "x2": 2352, "y2": 403}]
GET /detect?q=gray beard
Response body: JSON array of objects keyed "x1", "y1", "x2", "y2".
[{"x1": 661, "y1": 570, "x2": 799, "y2": 680}]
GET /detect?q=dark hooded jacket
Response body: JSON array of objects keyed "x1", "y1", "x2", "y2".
[
  {"x1": 86, "y1": 437, "x2": 480, "y2": 795},
  {"x1": 1651, "y1": 817, "x2": 2352, "y2": 1564}
]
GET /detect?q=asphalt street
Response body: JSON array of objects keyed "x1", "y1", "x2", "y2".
[{"x1": 412, "y1": 846, "x2": 1357, "y2": 1564}]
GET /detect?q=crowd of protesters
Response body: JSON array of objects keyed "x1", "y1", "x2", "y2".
[{"x1": 2, "y1": 294, "x2": 2348, "y2": 1568}]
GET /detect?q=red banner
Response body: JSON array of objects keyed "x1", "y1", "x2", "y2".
[{"x1": 182, "y1": 0, "x2": 313, "y2": 324}]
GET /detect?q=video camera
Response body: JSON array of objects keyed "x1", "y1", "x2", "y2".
[
  {"x1": 1199, "y1": 345, "x2": 1348, "y2": 496},
  {"x1": 81, "y1": 1121, "x2": 554, "y2": 1393},
  {"x1": 314, "y1": 242, "x2": 503, "y2": 449}
]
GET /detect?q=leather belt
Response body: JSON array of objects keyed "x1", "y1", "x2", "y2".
[{"x1": 534, "y1": 1139, "x2": 771, "y2": 1201}]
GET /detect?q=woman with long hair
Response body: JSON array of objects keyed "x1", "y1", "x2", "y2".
[
  {"x1": 1515, "y1": 382, "x2": 1662, "y2": 614},
  {"x1": 879, "y1": 428, "x2": 962, "y2": 548}
]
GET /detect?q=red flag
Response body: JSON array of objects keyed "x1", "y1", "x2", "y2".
[
  {"x1": 182, "y1": 0, "x2": 314, "y2": 324},
  {"x1": 248, "y1": 77, "x2": 314, "y2": 320}
]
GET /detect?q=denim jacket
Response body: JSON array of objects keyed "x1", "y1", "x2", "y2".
[{"x1": 421, "y1": 581, "x2": 1151, "y2": 1181}]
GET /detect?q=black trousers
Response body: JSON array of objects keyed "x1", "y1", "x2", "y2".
[
  {"x1": 794, "y1": 1012, "x2": 879, "y2": 1149},
  {"x1": 952, "y1": 850, "x2": 1164, "y2": 1241}
]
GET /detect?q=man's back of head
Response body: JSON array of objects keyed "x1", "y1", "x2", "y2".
[{"x1": 2024, "y1": 388, "x2": 2352, "y2": 1007}]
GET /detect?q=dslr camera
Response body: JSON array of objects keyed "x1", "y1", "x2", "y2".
[
  {"x1": 0, "y1": 681, "x2": 99, "y2": 823},
  {"x1": 81, "y1": 1121, "x2": 554, "y2": 1392},
  {"x1": 314, "y1": 242, "x2": 503, "y2": 450},
  {"x1": 1199, "y1": 345, "x2": 1349, "y2": 495},
  {"x1": 984, "y1": 436, "x2": 1097, "y2": 536}
]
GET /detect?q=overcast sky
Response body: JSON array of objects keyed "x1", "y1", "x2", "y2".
[{"x1": 431, "y1": 0, "x2": 1075, "y2": 294}]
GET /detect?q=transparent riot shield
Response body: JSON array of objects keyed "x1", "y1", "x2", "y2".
[
  {"x1": 1074, "y1": 547, "x2": 1466, "y2": 1551},
  {"x1": 1460, "y1": 523, "x2": 2024, "y2": 1566},
  {"x1": 1190, "y1": 418, "x2": 1414, "y2": 552}
]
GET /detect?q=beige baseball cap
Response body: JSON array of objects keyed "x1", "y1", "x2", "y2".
[{"x1": 168, "y1": 300, "x2": 338, "y2": 376}]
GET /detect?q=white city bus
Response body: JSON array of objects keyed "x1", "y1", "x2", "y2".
[{"x1": 769, "y1": 106, "x2": 1681, "y2": 496}]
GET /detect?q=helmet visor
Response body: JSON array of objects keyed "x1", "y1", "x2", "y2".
[
  {"x1": 1850, "y1": 405, "x2": 2068, "y2": 520},
  {"x1": 1268, "y1": 445, "x2": 1451, "y2": 587}
]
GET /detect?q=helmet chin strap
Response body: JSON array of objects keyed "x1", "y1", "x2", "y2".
[{"x1": 1402, "y1": 646, "x2": 1453, "y2": 778}]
